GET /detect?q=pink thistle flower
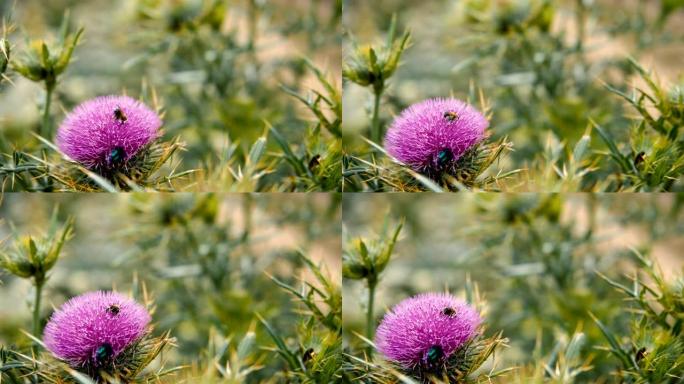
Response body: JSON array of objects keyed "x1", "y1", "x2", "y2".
[
  {"x1": 375, "y1": 292, "x2": 481, "y2": 369},
  {"x1": 384, "y1": 98, "x2": 488, "y2": 174},
  {"x1": 56, "y1": 95, "x2": 161, "y2": 172},
  {"x1": 43, "y1": 291, "x2": 151, "y2": 367}
]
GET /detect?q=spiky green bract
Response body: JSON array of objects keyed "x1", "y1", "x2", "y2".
[
  {"x1": 0, "y1": 331, "x2": 175, "y2": 384},
  {"x1": 344, "y1": 137, "x2": 512, "y2": 192},
  {"x1": 55, "y1": 137, "x2": 185, "y2": 191},
  {"x1": 0, "y1": 210, "x2": 74, "y2": 284}
]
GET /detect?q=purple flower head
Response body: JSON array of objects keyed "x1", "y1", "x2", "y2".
[
  {"x1": 384, "y1": 98, "x2": 488, "y2": 173},
  {"x1": 56, "y1": 95, "x2": 161, "y2": 171},
  {"x1": 43, "y1": 291, "x2": 151, "y2": 367},
  {"x1": 375, "y1": 292, "x2": 481, "y2": 369}
]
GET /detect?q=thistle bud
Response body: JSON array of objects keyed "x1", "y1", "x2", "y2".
[
  {"x1": 0, "y1": 213, "x2": 74, "y2": 285},
  {"x1": 343, "y1": 16, "x2": 410, "y2": 93},
  {"x1": 11, "y1": 20, "x2": 83, "y2": 89},
  {"x1": 343, "y1": 221, "x2": 402, "y2": 285}
]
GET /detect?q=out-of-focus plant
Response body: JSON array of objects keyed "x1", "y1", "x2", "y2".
[
  {"x1": 593, "y1": 249, "x2": 684, "y2": 383},
  {"x1": 187, "y1": 327, "x2": 263, "y2": 383},
  {"x1": 11, "y1": 12, "x2": 82, "y2": 137},
  {"x1": 524, "y1": 127, "x2": 598, "y2": 192},
  {"x1": 344, "y1": 14, "x2": 410, "y2": 144},
  {"x1": 124, "y1": 0, "x2": 342, "y2": 192},
  {"x1": 510, "y1": 331, "x2": 593, "y2": 383},
  {"x1": 117, "y1": 194, "x2": 340, "y2": 382},
  {"x1": 466, "y1": 194, "x2": 630, "y2": 379},
  {"x1": 0, "y1": 208, "x2": 73, "y2": 340}
]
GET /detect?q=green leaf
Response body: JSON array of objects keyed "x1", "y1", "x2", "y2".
[
  {"x1": 55, "y1": 27, "x2": 84, "y2": 74},
  {"x1": 40, "y1": 42, "x2": 50, "y2": 68},
  {"x1": 589, "y1": 312, "x2": 639, "y2": 371},
  {"x1": 256, "y1": 313, "x2": 300, "y2": 371},
  {"x1": 236, "y1": 331, "x2": 256, "y2": 361},
  {"x1": 247, "y1": 135, "x2": 267, "y2": 166}
]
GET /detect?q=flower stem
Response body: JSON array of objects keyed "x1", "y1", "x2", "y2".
[
  {"x1": 32, "y1": 279, "x2": 44, "y2": 347},
  {"x1": 366, "y1": 281, "x2": 376, "y2": 358},
  {"x1": 42, "y1": 84, "x2": 54, "y2": 138},
  {"x1": 370, "y1": 90, "x2": 382, "y2": 144}
]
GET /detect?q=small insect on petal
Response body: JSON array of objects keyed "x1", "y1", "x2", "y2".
[
  {"x1": 436, "y1": 149, "x2": 453, "y2": 167},
  {"x1": 634, "y1": 151, "x2": 645, "y2": 167},
  {"x1": 635, "y1": 347, "x2": 647, "y2": 362},
  {"x1": 106, "y1": 305, "x2": 120, "y2": 315},
  {"x1": 443, "y1": 111, "x2": 459, "y2": 122},
  {"x1": 113, "y1": 106, "x2": 128, "y2": 123},
  {"x1": 109, "y1": 147, "x2": 126, "y2": 165},
  {"x1": 425, "y1": 345, "x2": 443, "y2": 366},
  {"x1": 95, "y1": 343, "x2": 113, "y2": 364},
  {"x1": 442, "y1": 307, "x2": 457, "y2": 317}
]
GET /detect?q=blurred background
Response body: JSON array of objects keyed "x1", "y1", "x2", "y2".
[
  {"x1": 343, "y1": 0, "x2": 684, "y2": 190},
  {"x1": 0, "y1": 193, "x2": 341, "y2": 382},
  {"x1": 0, "y1": 0, "x2": 341, "y2": 191},
  {"x1": 343, "y1": 193, "x2": 684, "y2": 380}
]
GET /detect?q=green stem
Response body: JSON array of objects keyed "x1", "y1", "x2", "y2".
[
  {"x1": 32, "y1": 279, "x2": 44, "y2": 348},
  {"x1": 366, "y1": 282, "x2": 376, "y2": 358},
  {"x1": 42, "y1": 84, "x2": 54, "y2": 138},
  {"x1": 370, "y1": 90, "x2": 382, "y2": 144}
]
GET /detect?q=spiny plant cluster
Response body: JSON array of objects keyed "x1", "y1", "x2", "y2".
[
  {"x1": 0, "y1": 194, "x2": 342, "y2": 383},
  {"x1": 0, "y1": 1, "x2": 341, "y2": 192},
  {"x1": 342, "y1": 1, "x2": 684, "y2": 192},
  {"x1": 342, "y1": 218, "x2": 508, "y2": 383},
  {"x1": 0, "y1": 211, "x2": 176, "y2": 383},
  {"x1": 341, "y1": 194, "x2": 684, "y2": 383}
]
